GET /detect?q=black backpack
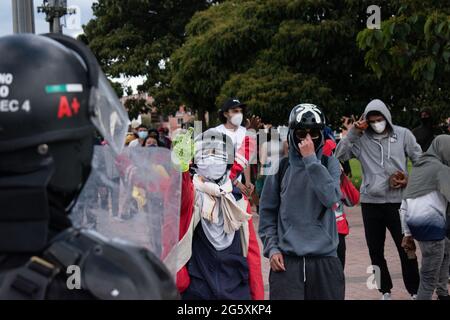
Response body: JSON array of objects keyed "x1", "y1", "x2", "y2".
[{"x1": 276, "y1": 155, "x2": 330, "y2": 220}]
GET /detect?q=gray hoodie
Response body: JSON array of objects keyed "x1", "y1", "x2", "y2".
[
  {"x1": 335, "y1": 99, "x2": 422, "y2": 204},
  {"x1": 258, "y1": 143, "x2": 341, "y2": 258}
]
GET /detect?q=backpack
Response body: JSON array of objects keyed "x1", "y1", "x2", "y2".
[{"x1": 276, "y1": 155, "x2": 330, "y2": 220}]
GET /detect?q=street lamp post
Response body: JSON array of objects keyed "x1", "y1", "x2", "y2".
[
  {"x1": 12, "y1": 0, "x2": 36, "y2": 34},
  {"x1": 37, "y1": 0, "x2": 76, "y2": 34}
]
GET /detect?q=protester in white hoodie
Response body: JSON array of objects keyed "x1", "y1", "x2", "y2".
[{"x1": 400, "y1": 135, "x2": 450, "y2": 300}]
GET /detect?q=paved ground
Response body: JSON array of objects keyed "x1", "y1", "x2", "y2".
[{"x1": 253, "y1": 205, "x2": 450, "y2": 300}]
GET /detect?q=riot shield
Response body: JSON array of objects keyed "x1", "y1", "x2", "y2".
[{"x1": 70, "y1": 145, "x2": 181, "y2": 276}]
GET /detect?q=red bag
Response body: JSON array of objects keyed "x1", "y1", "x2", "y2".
[
  {"x1": 335, "y1": 173, "x2": 360, "y2": 236},
  {"x1": 340, "y1": 173, "x2": 360, "y2": 207}
]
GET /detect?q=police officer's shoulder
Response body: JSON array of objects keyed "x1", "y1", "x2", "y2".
[
  {"x1": 0, "y1": 228, "x2": 179, "y2": 300},
  {"x1": 44, "y1": 228, "x2": 179, "y2": 300}
]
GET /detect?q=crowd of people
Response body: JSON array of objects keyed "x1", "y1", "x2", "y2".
[
  {"x1": 109, "y1": 94, "x2": 450, "y2": 301},
  {"x1": 126, "y1": 125, "x2": 173, "y2": 149},
  {"x1": 90, "y1": 94, "x2": 450, "y2": 301},
  {"x1": 159, "y1": 97, "x2": 450, "y2": 301},
  {"x1": 1, "y1": 32, "x2": 450, "y2": 301}
]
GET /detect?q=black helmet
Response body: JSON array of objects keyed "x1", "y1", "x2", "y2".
[
  {"x1": 0, "y1": 34, "x2": 129, "y2": 253},
  {"x1": 194, "y1": 129, "x2": 235, "y2": 165},
  {"x1": 288, "y1": 103, "x2": 326, "y2": 130},
  {"x1": 193, "y1": 129, "x2": 235, "y2": 182},
  {"x1": 287, "y1": 104, "x2": 326, "y2": 154}
]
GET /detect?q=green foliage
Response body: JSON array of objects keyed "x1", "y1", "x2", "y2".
[
  {"x1": 349, "y1": 159, "x2": 362, "y2": 190},
  {"x1": 218, "y1": 61, "x2": 336, "y2": 126},
  {"x1": 124, "y1": 98, "x2": 151, "y2": 120},
  {"x1": 169, "y1": 0, "x2": 402, "y2": 127},
  {"x1": 109, "y1": 80, "x2": 124, "y2": 97},
  {"x1": 84, "y1": 0, "x2": 449, "y2": 128},
  {"x1": 82, "y1": 0, "x2": 221, "y2": 115},
  {"x1": 357, "y1": 1, "x2": 450, "y2": 123}
]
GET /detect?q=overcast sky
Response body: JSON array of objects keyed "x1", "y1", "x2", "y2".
[
  {"x1": 0, "y1": 0, "x2": 144, "y2": 94},
  {"x1": 0, "y1": 0, "x2": 95, "y2": 37}
]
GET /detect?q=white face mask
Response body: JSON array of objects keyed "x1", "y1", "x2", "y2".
[
  {"x1": 370, "y1": 120, "x2": 387, "y2": 134},
  {"x1": 196, "y1": 156, "x2": 227, "y2": 181},
  {"x1": 230, "y1": 113, "x2": 243, "y2": 127}
]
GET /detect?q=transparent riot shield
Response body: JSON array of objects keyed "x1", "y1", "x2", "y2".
[{"x1": 70, "y1": 145, "x2": 181, "y2": 277}]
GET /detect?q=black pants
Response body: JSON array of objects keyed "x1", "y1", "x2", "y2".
[
  {"x1": 269, "y1": 255, "x2": 345, "y2": 300},
  {"x1": 337, "y1": 234, "x2": 346, "y2": 269},
  {"x1": 361, "y1": 203, "x2": 420, "y2": 295}
]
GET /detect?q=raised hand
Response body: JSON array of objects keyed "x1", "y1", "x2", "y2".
[
  {"x1": 245, "y1": 115, "x2": 263, "y2": 131},
  {"x1": 354, "y1": 114, "x2": 369, "y2": 133},
  {"x1": 298, "y1": 134, "x2": 315, "y2": 157}
]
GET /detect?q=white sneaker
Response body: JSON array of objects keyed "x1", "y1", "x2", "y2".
[
  {"x1": 381, "y1": 293, "x2": 392, "y2": 300},
  {"x1": 411, "y1": 294, "x2": 417, "y2": 300}
]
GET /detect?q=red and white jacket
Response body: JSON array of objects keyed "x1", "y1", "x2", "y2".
[{"x1": 176, "y1": 133, "x2": 264, "y2": 300}]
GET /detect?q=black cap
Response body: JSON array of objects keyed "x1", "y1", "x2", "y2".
[
  {"x1": 219, "y1": 98, "x2": 246, "y2": 123},
  {"x1": 221, "y1": 98, "x2": 246, "y2": 112}
]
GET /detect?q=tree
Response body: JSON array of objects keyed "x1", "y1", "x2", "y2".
[
  {"x1": 124, "y1": 98, "x2": 151, "y2": 120},
  {"x1": 109, "y1": 80, "x2": 124, "y2": 98},
  {"x1": 170, "y1": 0, "x2": 402, "y2": 128},
  {"x1": 357, "y1": 0, "x2": 450, "y2": 126},
  {"x1": 82, "y1": 0, "x2": 221, "y2": 115}
]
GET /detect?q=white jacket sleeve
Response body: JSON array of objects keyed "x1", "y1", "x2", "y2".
[{"x1": 400, "y1": 200, "x2": 411, "y2": 236}]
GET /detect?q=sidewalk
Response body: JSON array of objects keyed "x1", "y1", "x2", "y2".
[{"x1": 343, "y1": 205, "x2": 416, "y2": 300}]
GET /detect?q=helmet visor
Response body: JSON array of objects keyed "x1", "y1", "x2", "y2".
[{"x1": 90, "y1": 71, "x2": 130, "y2": 155}]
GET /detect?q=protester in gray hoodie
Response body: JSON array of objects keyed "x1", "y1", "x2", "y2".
[
  {"x1": 259, "y1": 104, "x2": 344, "y2": 300},
  {"x1": 335, "y1": 99, "x2": 421, "y2": 300}
]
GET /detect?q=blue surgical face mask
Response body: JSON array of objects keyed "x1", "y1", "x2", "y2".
[{"x1": 138, "y1": 131, "x2": 148, "y2": 140}]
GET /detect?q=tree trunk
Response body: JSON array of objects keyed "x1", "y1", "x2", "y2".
[
  {"x1": 198, "y1": 108, "x2": 207, "y2": 130},
  {"x1": 208, "y1": 108, "x2": 218, "y2": 129}
]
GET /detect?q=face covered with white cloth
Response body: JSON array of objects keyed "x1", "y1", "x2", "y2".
[{"x1": 193, "y1": 129, "x2": 251, "y2": 251}]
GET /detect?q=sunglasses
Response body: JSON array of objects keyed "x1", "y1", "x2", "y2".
[{"x1": 295, "y1": 129, "x2": 321, "y2": 140}]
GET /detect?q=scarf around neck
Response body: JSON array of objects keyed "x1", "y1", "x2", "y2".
[{"x1": 193, "y1": 175, "x2": 251, "y2": 234}]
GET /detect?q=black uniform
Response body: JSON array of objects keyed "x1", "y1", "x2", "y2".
[{"x1": 0, "y1": 34, "x2": 178, "y2": 300}]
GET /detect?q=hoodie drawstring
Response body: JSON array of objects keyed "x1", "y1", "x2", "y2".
[
  {"x1": 387, "y1": 138, "x2": 391, "y2": 161},
  {"x1": 372, "y1": 136, "x2": 391, "y2": 167},
  {"x1": 373, "y1": 140, "x2": 384, "y2": 167}
]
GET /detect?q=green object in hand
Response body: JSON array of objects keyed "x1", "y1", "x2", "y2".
[{"x1": 172, "y1": 127, "x2": 194, "y2": 172}]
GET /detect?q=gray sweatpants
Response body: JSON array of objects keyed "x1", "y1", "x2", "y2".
[
  {"x1": 417, "y1": 237, "x2": 450, "y2": 300},
  {"x1": 269, "y1": 255, "x2": 345, "y2": 300}
]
